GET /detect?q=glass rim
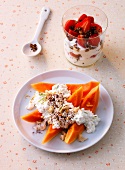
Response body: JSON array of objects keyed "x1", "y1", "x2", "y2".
[{"x1": 62, "y1": 5, "x2": 108, "y2": 38}]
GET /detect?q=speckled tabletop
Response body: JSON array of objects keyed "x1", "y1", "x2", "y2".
[{"x1": 1, "y1": 0, "x2": 125, "y2": 170}]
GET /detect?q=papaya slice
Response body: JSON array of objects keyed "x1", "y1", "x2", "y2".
[
  {"x1": 65, "y1": 123, "x2": 85, "y2": 144},
  {"x1": 67, "y1": 86, "x2": 84, "y2": 107},
  {"x1": 21, "y1": 109, "x2": 42, "y2": 122},
  {"x1": 31, "y1": 82, "x2": 54, "y2": 92},
  {"x1": 31, "y1": 81, "x2": 99, "y2": 94},
  {"x1": 42, "y1": 125, "x2": 62, "y2": 144},
  {"x1": 67, "y1": 81, "x2": 99, "y2": 95},
  {"x1": 80, "y1": 85, "x2": 100, "y2": 113}
]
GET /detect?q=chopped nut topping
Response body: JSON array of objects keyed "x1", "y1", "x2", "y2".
[
  {"x1": 60, "y1": 131, "x2": 66, "y2": 141},
  {"x1": 48, "y1": 106, "x2": 54, "y2": 113},
  {"x1": 33, "y1": 120, "x2": 47, "y2": 132},
  {"x1": 85, "y1": 48, "x2": 90, "y2": 52},
  {"x1": 73, "y1": 107, "x2": 79, "y2": 113},
  {"x1": 25, "y1": 94, "x2": 30, "y2": 98},
  {"x1": 60, "y1": 134, "x2": 65, "y2": 141},
  {"x1": 70, "y1": 46, "x2": 73, "y2": 50},
  {"x1": 78, "y1": 134, "x2": 88, "y2": 142},
  {"x1": 60, "y1": 105, "x2": 70, "y2": 113},
  {"x1": 26, "y1": 96, "x2": 35, "y2": 110},
  {"x1": 73, "y1": 44, "x2": 80, "y2": 52}
]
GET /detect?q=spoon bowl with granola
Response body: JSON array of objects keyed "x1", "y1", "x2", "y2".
[{"x1": 22, "y1": 7, "x2": 50, "y2": 57}]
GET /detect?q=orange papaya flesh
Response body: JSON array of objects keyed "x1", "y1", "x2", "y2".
[
  {"x1": 65, "y1": 85, "x2": 100, "y2": 144},
  {"x1": 66, "y1": 84, "x2": 83, "y2": 94},
  {"x1": 31, "y1": 82, "x2": 54, "y2": 92},
  {"x1": 42, "y1": 125, "x2": 62, "y2": 144},
  {"x1": 81, "y1": 81, "x2": 99, "y2": 97},
  {"x1": 65, "y1": 123, "x2": 85, "y2": 144},
  {"x1": 31, "y1": 81, "x2": 99, "y2": 94},
  {"x1": 80, "y1": 85, "x2": 100, "y2": 114},
  {"x1": 67, "y1": 81, "x2": 99, "y2": 95},
  {"x1": 21, "y1": 109, "x2": 42, "y2": 122},
  {"x1": 67, "y1": 86, "x2": 84, "y2": 107}
]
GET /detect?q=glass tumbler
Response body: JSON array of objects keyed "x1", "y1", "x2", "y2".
[{"x1": 62, "y1": 5, "x2": 108, "y2": 67}]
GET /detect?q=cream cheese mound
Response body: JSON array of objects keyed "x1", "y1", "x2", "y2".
[
  {"x1": 30, "y1": 83, "x2": 100, "y2": 133},
  {"x1": 49, "y1": 84, "x2": 71, "y2": 98},
  {"x1": 72, "y1": 108, "x2": 100, "y2": 133}
]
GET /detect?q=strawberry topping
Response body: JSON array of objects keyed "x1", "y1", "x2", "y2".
[{"x1": 64, "y1": 13, "x2": 102, "y2": 47}]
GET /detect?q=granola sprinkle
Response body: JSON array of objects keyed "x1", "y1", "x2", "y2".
[{"x1": 30, "y1": 43, "x2": 38, "y2": 52}]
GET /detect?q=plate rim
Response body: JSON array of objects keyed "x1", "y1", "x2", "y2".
[{"x1": 12, "y1": 69, "x2": 114, "y2": 153}]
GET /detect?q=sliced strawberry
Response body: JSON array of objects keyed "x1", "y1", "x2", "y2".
[
  {"x1": 75, "y1": 21, "x2": 83, "y2": 29},
  {"x1": 69, "y1": 52, "x2": 81, "y2": 59},
  {"x1": 68, "y1": 29, "x2": 78, "y2": 37},
  {"x1": 91, "y1": 23, "x2": 102, "y2": 33},
  {"x1": 81, "y1": 17, "x2": 93, "y2": 23},
  {"x1": 89, "y1": 34, "x2": 100, "y2": 46},
  {"x1": 75, "y1": 18, "x2": 88, "y2": 28},
  {"x1": 75, "y1": 19, "x2": 91, "y2": 33},
  {"x1": 64, "y1": 20, "x2": 76, "y2": 32},
  {"x1": 78, "y1": 14, "x2": 87, "y2": 22},
  {"x1": 87, "y1": 16, "x2": 94, "y2": 23},
  {"x1": 82, "y1": 20, "x2": 91, "y2": 33},
  {"x1": 77, "y1": 35, "x2": 86, "y2": 48}
]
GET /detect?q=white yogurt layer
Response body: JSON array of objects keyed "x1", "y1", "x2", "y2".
[
  {"x1": 29, "y1": 84, "x2": 100, "y2": 133},
  {"x1": 64, "y1": 37, "x2": 102, "y2": 67}
]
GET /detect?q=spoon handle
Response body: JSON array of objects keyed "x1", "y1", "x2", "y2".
[{"x1": 33, "y1": 7, "x2": 50, "y2": 41}]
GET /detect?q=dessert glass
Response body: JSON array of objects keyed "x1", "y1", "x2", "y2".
[{"x1": 62, "y1": 5, "x2": 108, "y2": 67}]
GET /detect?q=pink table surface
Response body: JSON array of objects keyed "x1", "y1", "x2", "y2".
[{"x1": 0, "y1": 0, "x2": 125, "y2": 170}]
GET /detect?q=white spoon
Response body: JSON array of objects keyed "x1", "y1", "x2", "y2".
[{"x1": 22, "y1": 7, "x2": 50, "y2": 57}]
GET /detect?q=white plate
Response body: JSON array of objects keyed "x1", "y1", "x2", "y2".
[{"x1": 13, "y1": 70, "x2": 114, "y2": 153}]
